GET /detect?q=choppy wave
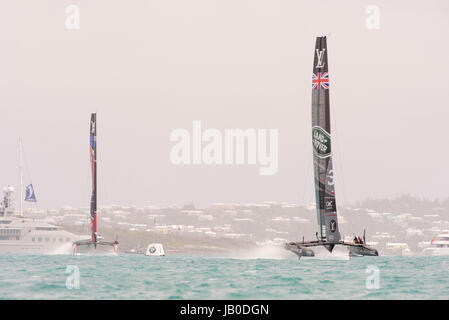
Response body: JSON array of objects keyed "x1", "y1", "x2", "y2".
[{"x1": 0, "y1": 253, "x2": 448, "y2": 299}]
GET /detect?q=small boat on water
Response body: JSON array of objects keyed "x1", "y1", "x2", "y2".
[
  {"x1": 73, "y1": 113, "x2": 118, "y2": 254},
  {"x1": 145, "y1": 243, "x2": 165, "y2": 256},
  {"x1": 285, "y1": 36, "x2": 378, "y2": 259},
  {"x1": 423, "y1": 231, "x2": 449, "y2": 256}
]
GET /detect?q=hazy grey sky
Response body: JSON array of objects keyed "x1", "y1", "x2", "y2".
[{"x1": 0, "y1": 0, "x2": 448, "y2": 209}]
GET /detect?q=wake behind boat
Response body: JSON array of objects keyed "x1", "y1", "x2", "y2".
[
  {"x1": 285, "y1": 36, "x2": 378, "y2": 259},
  {"x1": 73, "y1": 113, "x2": 118, "y2": 255}
]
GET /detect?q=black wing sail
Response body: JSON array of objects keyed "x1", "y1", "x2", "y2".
[{"x1": 311, "y1": 36, "x2": 341, "y2": 251}]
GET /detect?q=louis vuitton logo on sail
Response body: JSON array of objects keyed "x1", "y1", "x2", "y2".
[
  {"x1": 170, "y1": 121, "x2": 278, "y2": 175},
  {"x1": 315, "y1": 49, "x2": 326, "y2": 68}
]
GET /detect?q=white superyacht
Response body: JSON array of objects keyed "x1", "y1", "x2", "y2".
[{"x1": 0, "y1": 186, "x2": 80, "y2": 254}]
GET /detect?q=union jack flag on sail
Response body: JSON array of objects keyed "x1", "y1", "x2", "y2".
[{"x1": 312, "y1": 72, "x2": 329, "y2": 90}]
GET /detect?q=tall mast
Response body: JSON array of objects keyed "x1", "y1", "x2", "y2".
[
  {"x1": 90, "y1": 113, "x2": 97, "y2": 244},
  {"x1": 19, "y1": 137, "x2": 23, "y2": 216}
]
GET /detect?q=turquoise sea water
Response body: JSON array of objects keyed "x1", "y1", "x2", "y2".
[{"x1": 0, "y1": 254, "x2": 448, "y2": 299}]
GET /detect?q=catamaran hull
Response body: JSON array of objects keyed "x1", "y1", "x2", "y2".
[
  {"x1": 73, "y1": 241, "x2": 118, "y2": 255},
  {"x1": 285, "y1": 241, "x2": 379, "y2": 259},
  {"x1": 347, "y1": 245, "x2": 378, "y2": 257},
  {"x1": 284, "y1": 242, "x2": 315, "y2": 259}
]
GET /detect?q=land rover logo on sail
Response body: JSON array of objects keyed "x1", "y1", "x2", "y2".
[
  {"x1": 330, "y1": 220, "x2": 337, "y2": 233},
  {"x1": 312, "y1": 126, "x2": 331, "y2": 158}
]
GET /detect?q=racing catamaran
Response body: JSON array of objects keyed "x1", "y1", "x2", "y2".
[
  {"x1": 285, "y1": 36, "x2": 378, "y2": 259},
  {"x1": 73, "y1": 113, "x2": 118, "y2": 254}
]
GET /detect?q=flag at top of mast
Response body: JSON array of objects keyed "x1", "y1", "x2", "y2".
[{"x1": 24, "y1": 184, "x2": 37, "y2": 202}]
